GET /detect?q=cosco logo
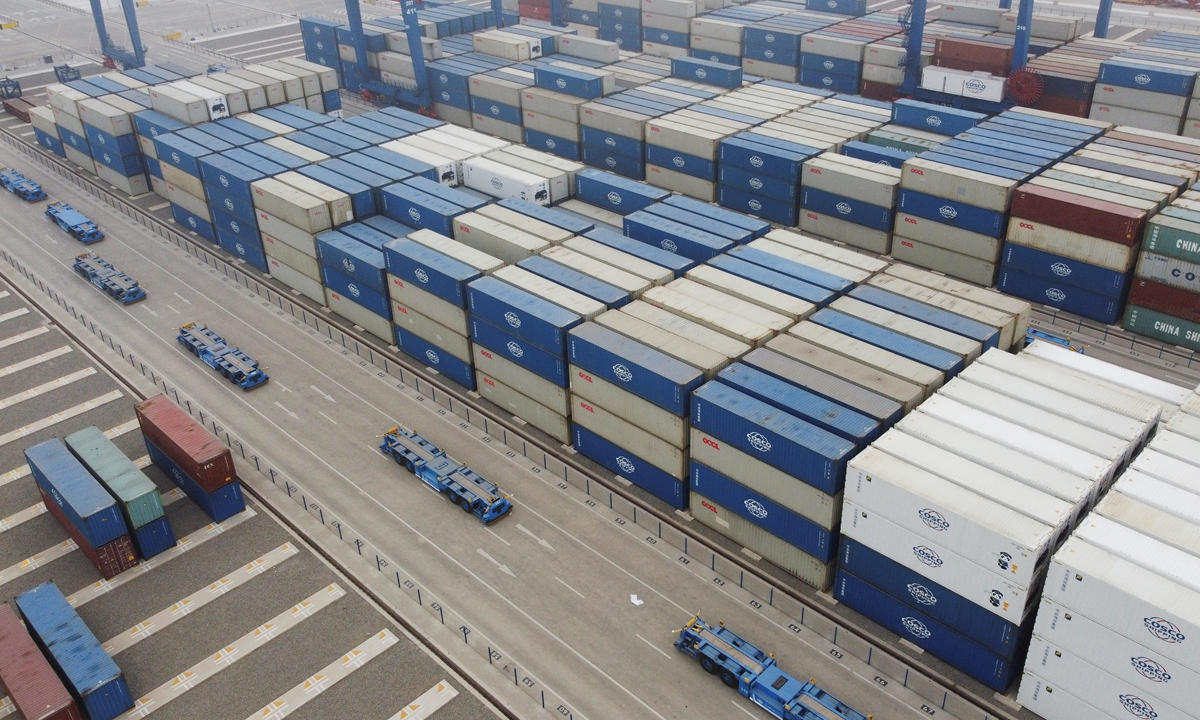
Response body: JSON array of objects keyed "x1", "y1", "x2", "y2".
[
  {"x1": 765, "y1": 33, "x2": 775, "y2": 42},
  {"x1": 171, "y1": 151, "x2": 181, "y2": 164},
  {"x1": 347, "y1": 283, "x2": 361, "y2": 298},
  {"x1": 504, "y1": 311, "x2": 521, "y2": 328},
  {"x1": 744, "y1": 499, "x2": 768, "y2": 518},
  {"x1": 1131, "y1": 657, "x2": 1171, "y2": 683},
  {"x1": 545, "y1": 138, "x2": 556, "y2": 149},
  {"x1": 901, "y1": 617, "x2": 932, "y2": 639},
  {"x1": 414, "y1": 269, "x2": 430, "y2": 284},
  {"x1": 613, "y1": 364, "x2": 633, "y2": 382},
  {"x1": 616, "y1": 456, "x2": 636, "y2": 474},
  {"x1": 836, "y1": 202, "x2": 851, "y2": 215},
  {"x1": 747, "y1": 432, "x2": 771, "y2": 452},
  {"x1": 441, "y1": 91, "x2": 450, "y2": 101},
  {"x1": 556, "y1": 78, "x2": 568, "y2": 89},
  {"x1": 926, "y1": 116, "x2": 942, "y2": 127},
  {"x1": 607, "y1": 191, "x2": 622, "y2": 205},
  {"x1": 913, "y1": 546, "x2": 943, "y2": 567},
  {"x1": 695, "y1": 69, "x2": 708, "y2": 79},
  {"x1": 750, "y1": 156, "x2": 763, "y2": 168},
  {"x1": 822, "y1": 77, "x2": 833, "y2": 86},
  {"x1": 490, "y1": 104, "x2": 500, "y2": 115},
  {"x1": 672, "y1": 156, "x2": 685, "y2": 168},
  {"x1": 219, "y1": 175, "x2": 230, "y2": 188},
  {"x1": 604, "y1": 137, "x2": 616, "y2": 147},
  {"x1": 1045, "y1": 288, "x2": 1066, "y2": 303},
  {"x1": 661, "y1": 239, "x2": 678, "y2": 252},
  {"x1": 660, "y1": 33, "x2": 669, "y2": 41},
  {"x1": 425, "y1": 349, "x2": 440, "y2": 364},
  {"x1": 748, "y1": 199, "x2": 762, "y2": 211},
  {"x1": 908, "y1": 583, "x2": 937, "y2": 605},
  {"x1": 439, "y1": 73, "x2": 449, "y2": 83},
  {"x1": 1134, "y1": 74, "x2": 1151, "y2": 85},
  {"x1": 749, "y1": 178, "x2": 763, "y2": 190},
  {"x1": 506, "y1": 341, "x2": 524, "y2": 358},
  {"x1": 408, "y1": 208, "x2": 421, "y2": 222},
  {"x1": 187, "y1": 217, "x2": 197, "y2": 228},
  {"x1": 964, "y1": 79, "x2": 987, "y2": 94},
  {"x1": 1120, "y1": 695, "x2": 1157, "y2": 719},
  {"x1": 1051, "y1": 262, "x2": 1071, "y2": 277},
  {"x1": 606, "y1": 157, "x2": 617, "y2": 167},
  {"x1": 823, "y1": 60, "x2": 835, "y2": 70},
  {"x1": 1145, "y1": 617, "x2": 1186, "y2": 644},
  {"x1": 97, "y1": 135, "x2": 106, "y2": 145},
  {"x1": 764, "y1": 50, "x2": 774, "y2": 59},
  {"x1": 919, "y1": 508, "x2": 949, "y2": 531},
  {"x1": 490, "y1": 177, "x2": 503, "y2": 190},
  {"x1": 224, "y1": 198, "x2": 234, "y2": 211},
  {"x1": 230, "y1": 220, "x2": 241, "y2": 234},
  {"x1": 939, "y1": 205, "x2": 958, "y2": 219}
]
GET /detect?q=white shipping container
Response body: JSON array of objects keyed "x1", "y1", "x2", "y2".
[
  {"x1": 380, "y1": 140, "x2": 459, "y2": 185},
  {"x1": 684, "y1": 266, "x2": 813, "y2": 322},
  {"x1": 645, "y1": 117, "x2": 726, "y2": 159},
  {"x1": 462, "y1": 156, "x2": 551, "y2": 205},
  {"x1": 251, "y1": 178, "x2": 331, "y2": 234},
  {"x1": 98, "y1": 163, "x2": 148, "y2": 197},
  {"x1": 831, "y1": 296, "x2": 980, "y2": 363},
  {"x1": 869, "y1": 274, "x2": 1015, "y2": 348},
  {"x1": 936, "y1": 379, "x2": 1131, "y2": 464},
  {"x1": 1165, "y1": 411, "x2": 1200, "y2": 441},
  {"x1": 1130, "y1": 449, "x2": 1200, "y2": 494},
  {"x1": 276, "y1": 172, "x2": 354, "y2": 227},
  {"x1": 160, "y1": 162, "x2": 205, "y2": 199},
  {"x1": 264, "y1": 137, "x2": 329, "y2": 164},
  {"x1": 495, "y1": 145, "x2": 584, "y2": 193},
  {"x1": 748, "y1": 238, "x2": 873, "y2": 284},
  {"x1": 263, "y1": 235, "x2": 320, "y2": 279},
  {"x1": 571, "y1": 366, "x2": 688, "y2": 447},
  {"x1": 1072, "y1": 514, "x2": 1200, "y2": 598},
  {"x1": 78, "y1": 98, "x2": 135, "y2": 138},
  {"x1": 1025, "y1": 340, "x2": 1191, "y2": 408},
  {"x1": 788, "y1": 322, "x2": 943, "y2": 396},
  {"x1": 172, "y1": 80, "x2": 232, "y2": 120},
  {"x1": 256, "y1": 211, "x2": 317, "y2": 257},
  {"x1": 392, "y1": 301, "x2": 471, "y2": 362},
  {"x1": 247, "y1": 64, "x2": 305, "y2": 101},
  {"x1": 691, "y1": 490, "x2": 834, "y2": 589},
  {"x1": 883, "y1": 264, "x2": 1029, "y2": 347},
  {"x1": 387, "y1": 273, "x2": 468, "y2": 336},
  {"x1": 799, "y1": 210, "x2": 891, "y2": 255},
  {"x1": 802, "y1": 154, "x2": 901, "y2": 208},
  {"x1": 895, "y1": 213, "x2": 1001, "y2": 263},
  {"x1": 264, "y1": 59, "x2": 321, "y2": 96},
  {"x1": 1017, "y1": 672, "x2": 1105, "y2": 720},
  {"x1": 187, "y1": 76, "x2": 249, "y2": 116},
  {"x1": 873, "y1": 432, "x2": 1074, "y2": 531},
  {"x1": 474, "y1": 343, "x2": 569, "y2": 415},
  {"x1": 268, "y1": 257, "x2": 324, "y2": 303},
  {"x1": 53, "y1": 108, "x2": 86, "y2": 140},
  {"x1": 46, "y1": 84, "x2": 90, "y2": 119},
  {"x1": 847, "y1": 447, "x2": 1056, "y2": 586},
  {"x1": 841, "y1": 499, "x2": 1039, "y2": 620},
  {"x1": 558, "y1": 199, "x2": 624, "y2": 229},
  {"x1": 668, "y1": 278, "x2": 791, "y2": 331},
  {"x1": 148, "y1": 84, "x2": 209, "y2": 125},
  {"x1": 427, "y1": 125, "x2": 509, "y2": 153},
  {"x1": 453, "y1": 213, "x2": 549, "y2": 263},
  {"x1": 1027, "y1": 176, "x2": 1157, "y2": 216},
  {"x1": 407, "y1": 229, "x2": 504, "y2": 275},
  {"x1": 495, "y1": 266, "x2": 604, "y2": 320},
  {"x1": 765, "y1": 333, "x2": 923, "y2": 411},
  {"x1": 1098, "y1": 486, "x2": 1200, "y2": 561},
  {"x1": 764, "y1": 228, "x2": 889, "y2": 274},
  {"x1": 64, "y1": 146, "x2": 96, "y2": 175},
  {"x1": 1137, "y1": 252, "x2": 1200, "y2": 294},
  {"x1": 396, "y1": 135, "x2": 478, "y2": 178},
  {"x1": 801, "y1": 34, "x2": 867, "y2": 62},
  {"x1": 596, "y1": 310, "x2": 728, "y2": 376},
  {"x1": 236, "y1": 112, "x2": 294, "y2": 137},
  {"x1": 646, "y1": 164, "x2": 716, "y2": 202},
  {"x1": 900, "y1": 157, "x2": 1017, "y2": 213},
  {"x1": 228, "y1": 69, "x2": 287, "y2": 106},
  {"x1": 1006, "y1": 216, "x2": 1137, "y2": 272},
  {"x1": 641, "y1": 286, "x2": 773, "y2": 346},
  {"x1": 891, "y1": 237, "x2": 998, "y2": 287},
  {"x1": 482, "y1": 151, "x2": 567, "y2": 204},
  {"x1": 572, "y1": 396, "x2": 686, "y2": 478},
  {"x1": 276, "y1": 57, "x2": 340, "y2": 93},
  {"x1": 474, "y1": 30, "x2": 537, "y2": 61},
  {"x1": 474, "y1": 205, "x2": 572, "y2": 244},
  {"x1": 542, "y1": 245, "x2": 650, "y2": 297},
  {"x1": 166, "y1": 183, "x2": 211, "y2": 221},
  {"x1": 29, "y1": 106, "x2": 58, "y2": 136},
  {"x1": 1032, "y1": 595, "x2": 1200, "y2": 712},
  {"x1": 562, "y1": 237, "x2": 673, "y2": 285},
  {"x1": 1089, "y1": 104, "x2": 1182, "y2": 136},
  {"x1": 1145, "y1": 431, "x2": 1200, "y2": 474},
  {"x1": 620, "y1": 301, "x2": 752, "y2": 361},
  {"x1": 326, "y1": 288, "x2": 393, "y2": 344},
  {"x1": 477, "y1": 369, "x2": 570, "y2": 443},
  {"x1": 557, "y1": 35, "x2": 621, "y2": 63}
]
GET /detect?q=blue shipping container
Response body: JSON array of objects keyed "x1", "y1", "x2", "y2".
[
  {"x1": 25, "y1": 439, "x2": 127, "y2": 549},
  {"x1": 996, "y1": 268, "x2": 1124, "y2": 325},
  {"x1": 171, "y1": 203, "x2": 217, "y2": 242},
  {"x1": 146, "y1": 438, "x2": 245, "y2": 522},
  {"x1": 728, "y1": 245, "x2": 852, "y2": 294},
  {"x1": 383, "y1": 238, "x2": 478, "y2": 307},
  {"x1": 576, "y1": 169, "x2": 670, "y2": 215},
  {"x1": 519, "y1": 256, "x2": 629, "y2": 307},
  {"x1": 132, "y1": 514, "x2": 177, "y2": 559},
  {"x1": 718, "y1": 185, "x2": 798, "y2": 226},
  {"x1": 1000, "y1": 242, "x2": 1130, "y2": 299},
  {"x1": 848, "y1": 285, "x2": 1000, "y2": 349},
  {"x1": 810, "y1": 309, "x2": 963, "y2": 377},
  {"x1": 720, "y1": 165, "x2": 798, "y2": 203},
  {"x1": 664, "y1": 194, "x2": 771, "y2": 239},
  {"x1": 646, "y1": 144, "x2": 715, "y2": 180},
  {"x1": 897, "y1": 189, "x2": 1007, "y2": 238},
  {"x1": 322, "y1": 266, "x2": 392, "y2": 319},
  {"x1": 569, "y1": 322, "x2": 704, "y2": 416},
  {"x1": 584, "y1": 228, "x2": 693, "y2": 276},
  {"x1": 380, "y1": 183, "x2": 463, "y2": 236},
  {"x1": 468, "y1": 276, "x2": 582, "y2": 355},
  {"x1": 574, "y1": 426, "x2": 687, "y2": 509},
  {"x1": 801, "y1": 187, "x2": 894, "y2": 233},
  {"x1": 708, "y1": 254, "x2": 834, "y2": 307},
  {"x1": 395, "y1": 325, "x2": 477, "y2": 389},
  {"x1": 891, "y1": 99, "x2": 986, "y2": 136},
  {"x1": 318, "y1": 231, "x2": 388, "y2": 294},
  {"x1": 472, "y1": 317, "x2": 567, "y2": 386},
  {"x1": 35, "y1": 129, "x2": 66, "y2": 157},
  {"x1": 672, "y1": 57, "x2": 743, "y2": 88},
  {"x1": 717, "y1": 364, "x2": 880, "y2": 445},
  {"x1": 624, "y1": 211, "x2": 734, "y2": 261},
  {"x1": 216, "y1": 227, "x2": 269, "y2": 273}
]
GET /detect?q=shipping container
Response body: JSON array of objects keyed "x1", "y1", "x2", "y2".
[
  {"x1": 868, "y1": 274, "x2": 1016, "y2": 349},
  {"x1": 25, "y1": 439, "x2": 127, "y2": 550},
  {"x1": 16, "y1": 583, "x2": 133, "y2": 720},
  {"x1": 572, "y1": 395, "x2": 686, "y2": 477},
  {"x1": 0, "y1": 603, "x2": 82, "y2": 720},
  {"x1": 788, "y1": 321, "x2": 943, "y2": 396},
  {"x1": 135, "y1": 395, "x2": 236, "y2": 493},
  {"x1": 143, "y1": 438, "x2": 245, "y2": 522},
  {"x1": 595, "y1": 309, "x2": 727, "y2": 377},
  {"x1": 573, "y1": 425, "x2": 687, "y2": 508},
  {"x1": 1024, "y1": 340, "x2": 1192, "y2": 408},
  {"x1": 717, "y1": 364, "x2": 880, "y2": 445},
  {"x1": 478, "y1": 367, "x2": 569, "y2": 443},
  {"x1": 568, "y1": 321, "x2": 704, "y2": 415},
  {"x1": 641, "y1": 285, "x2": 773, "y2": 346},
  {"x1": 64, "y1": 426, "x2": 164, "y2": 530},
  {"x1": 619, "y1": 299, "x2": 750, "y2": 359}
]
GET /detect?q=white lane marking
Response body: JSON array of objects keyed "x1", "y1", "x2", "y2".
[
  {"x1": 148, "y1": 202, "x2": 170, "y2": 212},
  {"x1": 475, "y1": 548, "x2": 515, "y2": 577},
  {"x1": 310, "y1": 384, "x2": 335, "y2": 402},
  {"x1": 636, "y1": 634, "x2": 671, "y2": 659},
  {"x1": 243, "y1": 629, "x2": 398, "y2": 720},
  {"x1": 0, "y1": 390, "x2": 123, "y2": 447},
  {"x1": 273, "y1": 401, "x2": 298, "y2": 419},
  {"x1": 0, "y1": 308, "x2": 29, "y2": 324},
  {"x1": 166, "y1": 304, "x2": 180, "y2": 315},
  {"x1": 485, "y1": 527, "x2": 510, "y2": 546},
  {"x1": 555, "y1": 577, "x2": 585, "y2": 599},
  {"x1": 0, "y1": 502, "x2": 48, "y2": 534},
  {"x1": 387, "y1": 680, "x2": 459, "y2": 720},
  {"x1": 731, "y1": 700, "x2": 759, "y2": 719},
  {"x1": 105, "y1": 544, "x2": 299, "y2": 656},
  {"x1": 0, "y1": 540, "x2": 77, "y2": 588},
  {"x1": 0, "y1": 292, "x2": 9, "y2": 300},
  {"x1": 0, "y1": 326, "x2": 48, "y2": 349},
  {"x1": 0, "y1": 344, "x2": 71, "y2": 377},
  {"x1": 118, "y1": 584, "x2": 345, "y2": 718},
  {"x1": 517, "y1": 523, "x2": 554, "y2": 551},
  {"x1": 318, "y1": 411, "x2": 337, "y2": 424},
  {"x1": 0, "y1": 420, "x2": 139, "y2": 489},
  {"x1": 172, "y1": 292, "x2": 191, "y2": 304},
  {"x1": 630, "y1": 595, "x2": 644, "y2": 606},
  {"x1": 0, "y1": 367, "x2": 96, "y2": 409},
  {"x1": 67, "y1": 508, "x2": 253, "y2": 607}
]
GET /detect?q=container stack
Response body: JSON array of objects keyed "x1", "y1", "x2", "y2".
[
  {"x1": 800, "y1": 151, "x2": 901, "y2": 254},
  {"x1": 79, "y1": 94, "x2": 151, "y2": 195},
  {"x1": 133, "y1": 109, "x2": 188, "y2": 199},
  {"x1": 26, "y1": 438, "x2": 138, "y2": 580},
  {"x1": 30, "y1": 105, "x2": 65, "y2": 158},
  {"x1": 718, "y1": 126, "x2": 822, "y2": 226},
  {"x1": 741, "y1": 13, "x2": 839, "y2": 84},
  {"x1": 799, "y1": 15, "x2": 900, "y2": 95},
  {"x1": 1024, "y1": 37, "x2": 1133, "y2": 118},
  {"x1": 1092, "y1": 49, "x2": 1197, "y2": 135},
  {"x1": 46, "y1": 84, "x2": 98, "y2": 173},
  {"x1": 0, "y1": 603, "x2": 81, "y2": 720},
  {"x1": 1124, "y1": 181, "x2": 1200, "y2": 353},
  {"x1": 1018, "y1": 388, "x2": 1199, "y2": 720},
  {"x1": 16, "y1": 583, "x2": 134, "y2": 720},
  {"x1": 317, "y1": 222, "x2": 396, "y2": 344},
  {"x1": 835, "y1": 340, "x2": 1166, "y2": 692},
  {"x1": 578, "y1": 79, "x2": 707, "y2": 180},
  {"x1": 526, "y1": 62, "x2": 620, "y2": 158},
  {"x1": 136, "y1": 394, "x2": 246, "y2": 523},
  {"x1": 641, "y1": 0, "x2": 699, "y2": 59},
  {"x1": 65, "y1": 426, "x2": 176, "y2": 560}
]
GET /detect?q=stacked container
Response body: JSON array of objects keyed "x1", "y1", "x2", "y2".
[
  {"x1": 800, "y1": 151, "x2": 900, "y2": 254},
  {"x1": 1019, "y1": 393, "x2": 1200, "y2": 720},
  {"x1": 525, "y1": 62, "x2": 619, "y2": 158},
  {"x1": 799, "y1": 15, "x2": 900, "y2": 95},
  {"x1": 318, "y1": 221, "x2": 398, "y2": 344},
  {"x1": 642, "y1": 0, "x2": 698, "y2": 59},
  {"x1": 46, "y1": 84, "x2": 97, "y2": 173},
  {"x1": 599, "y1": 0, "x2": 642, "y2": 51},
  {"x1": 1094, "y1": 41, "x2": 1198, "y2": 135},
  {"x1": 836, "y1": 340, "x2": 1165, "y2": 692},
  {"x1": 1127, "y1": 175, "x2": 1200, "y2": 353},
  {"x1": 135, "y1": 395, "x2": 245, "y2": 523},
  {"x1": 0, "y1": 603, "x2": 82, "y2": 720},
  {"x1": 79, "y1": 95, "x2": 150, "y2": 195},
  {"x1": 742, "y1": 12, "x2": 839, "y2": 84},
  {"x1": 25, "y1": 439, "x2": 137, "y2": 580},
  {"x1": 65, "y1": 426, "x2": 176, "y2": 560},
  {"x1": 133, "y1": 109, "x2": 188, "y2": 199},
  {"x1": 1025, "y1": 37, "x2": 1134, "y2": 118},
  {"x1": 15, "y1": 583, "x2": 134, "y2": 720},
  {"x1": 30, "y1": 105, "x2": 66, "y2": 158},
  {"x1": 578, "y1": 78, "x2": 699, "y2": 180}
]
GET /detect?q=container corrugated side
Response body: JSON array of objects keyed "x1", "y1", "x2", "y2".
[
  {"x1": 0, "y1": 604, "x2": 80, "y2": 720},
  {"x1": 868, "y1": 274, "x2": 1015, "y2": 349},
  {"x1": 563, "y1": 237, "x2": 674, "y2": 285},
  {"x1": 495, "y1": 266, "x2": 605, "y2": 321},
  {"x1": 474, "y1": 343, "x2": 568, "y2": 415},
  {"x1": 64, "y1": 427, "x2": 163, "y2": 530},
  {"x1": 764, "y1": 227, "x2": 889, "y2": 273},
  {"x1": 764, "y1": 333, "x2": 922, "y2": 412},
  {"x1": 477, "y1": 369, "x2": 570, "y2": 443},
  {"x1": 135, "y1": 395, "x2": 237, "y2": 493},
  {"x1": 1130, "y1": 449, "x2": 1200, "y2": 493},
  {"x1": 831, "y1": 296, "x2": 980, "y2": 363},
  {"x1": 641, "y1": 286, "x2": 773, "y2": 347},
  {"x1": 571, "y1": 366, "x2": 687, "y2": 447},
  {"x1": 883, "y1": 264, "x2": 1030, "y2": 348},
  {"x1": 842, "y1": 499, "x2": 1038, "y2": 621},
  {"x1": 568, "y1": 321, "x2": 704, "y2": 416},
  {"x1": 1074, "y1": 513, "x2": 1200, "y2": 595},
  {"x1": 740, "y1": 347, "x2": 902, "y2": 426},
  {"x1": 847, "y1": 447, "x2": 1055, "y2": 587},
  {"x1": 572, "y1": 396, "x2": 686, "y2": 478},
  {"x1": 25, "y1": 440, "x2": 126, "y2": 549},
  {"x1": 900, "y1": 157, "x2": 1018, "y2": 212},
  {"x1": 1017, "y1": 672, "x2": 1099, "y2": 720},
  {"x1": 691, "y1": 490, "x2": 835, "y2": 589},
  {"x1": 787, "y1": 322, "x2": 943, "y2": 396},
  {"x1": 686, "y1": 265, "x2": 814, "y2": 321},
  {"x1": 1024, "y1": 339, "x2": 1192, "y2": 408}
]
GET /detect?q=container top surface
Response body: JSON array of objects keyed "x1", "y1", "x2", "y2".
[
  {"x1": 135, "y1": 395, "x2": 232, "y2": 464},
  {"x1": 24, "y1": 439, "x2": 118, "y2": 517},
  {"x1": 16, "y1": 583, "x2": 123, "y2": 693},
  {"x1": 0, "y1": 604, "x2": 74, "y2": 719}
]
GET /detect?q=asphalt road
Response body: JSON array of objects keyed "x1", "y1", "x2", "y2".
[
  {"x1": 0, "y1": 125, "x2": 955, "y2": 720},
  {"x1": 0, "y1": 275, "x2": 498, "y2": 720}
]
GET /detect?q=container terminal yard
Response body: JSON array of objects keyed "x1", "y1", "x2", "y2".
[{"x1": 1, "y1": 1, "x2": 1200, "y2": 719}]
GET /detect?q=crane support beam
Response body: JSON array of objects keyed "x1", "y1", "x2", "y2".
[
  {"x1": 1094, "y1": 0, "x2": 1114, "y2": 39},
  {"x1": 901, "y1": 0, "x2": 927, "y2": 96},
  {"x1": 1010, "y1": 0, "x2": 1034, "y2": 73},
  {"x1": 119, "y1": 0, "x2": 147, "y2": 67}
]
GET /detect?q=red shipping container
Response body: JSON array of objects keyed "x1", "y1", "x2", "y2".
[
  {"x1": 1128, "y1": 278, "x2": 1200, "y2": 325},
  {"x1": 0, "y1": 604, "x2": 82, "y2": 720},
  {"x1": 935, "y1": 37, "x2": 1013, "y2": 70},
  {"x1": 860, "y1": 80, "x2": 897, "y2": 101},
  {"x1": 519, "y1": 4, "x2": 552, "y2": 19},
  {"x1": 1034, "y1": 94, "x2": 1089, "y2": 118},
  {"x1": 1010, "y1": 184, "x2": 1146, "y2": 245},
  {"x1": 135, "y1": 395, "x2": 236, "y2": 493},
  {"x1": 3, "y1": 98, "x2": 35, "y2": 124},
  {"x1": 39, "y1": 486, "x2": 137, "y2": 580}
]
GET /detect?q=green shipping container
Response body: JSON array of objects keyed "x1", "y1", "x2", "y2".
[
  {"x1": 1144, "y1": 215, "x2": 1200, "y2": 265},
  {"x1": 65, "y1": 426, "x2": 165, "y2": 529},
  {"x1": 1123, "y1": 305, "x2": 1200, "y2": 353}
]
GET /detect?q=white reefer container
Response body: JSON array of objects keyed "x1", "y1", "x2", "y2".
[
  {"x1": 1130, "y1": 449, "x2": 1200, "y2": 493},
  {"x1": 1025, "y1": 339, "x2": 1192, "y2": 408},
  {"x1": 172, "y1": 80, "x2": 232, "y2": 120},
  {"x1": 380, "y1": 140, "x2": 458, "y2": 185},
  {"x1": 846, "y1": 447, "x2": 1055, "y2": 587},
  {"x1": 1143, "y1": 430, "x2": 1200, "y2": 468},
  {"x1": 1072, "y1": 513, "x2": 1200, "y2": 594},
  {"x1": 462, "y1": 156, "x2": 551, "y2": 205},
  {"x1": 841, "y1": 499, "x2": 1039, "y2": 621},
  {"x1": 482, "y1": 150, "x2": 568, "y2": 204},
  {"x1": 1097, "y1": 487, "x2": 1200, "y2": 560}
]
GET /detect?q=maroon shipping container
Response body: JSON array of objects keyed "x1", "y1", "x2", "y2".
[
  {"x1": 135, "y1": 395, "x2": 236, "y2": 493},
  {"x1": 935, "y1": 38, "x2": 1012, "y2": 74},
  {"x1": 519, "y1": 4, "x2": 552, "y2": 18},
  {"x1": 860, "y1": 80, "x2": 898, "y2": 102},
  {"x1": 1105, "y1": 131, "x2": 1200, "y2": 161},
  {"x1": 1128, "y1": 278, "x2": 1200, "y2": 325},
  {"x1": 1010, "y1": 184, "x2": 1146, "y2": 245},
  {"x1": 38, "y1": 486, "x2": 138, "y2": 580},
  {"x1": 933, "y1": 57, "x2": 1010, "y2": 77},
  {"x1": 0, "y1": 604, "x2": 82, "y2": 720},
  {"x1": 2, "y1": 98, "x2": 35, "y2": 124},
  {"x1": 1034, "y1": 94, "x2": 1089, "y2": 118}
]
